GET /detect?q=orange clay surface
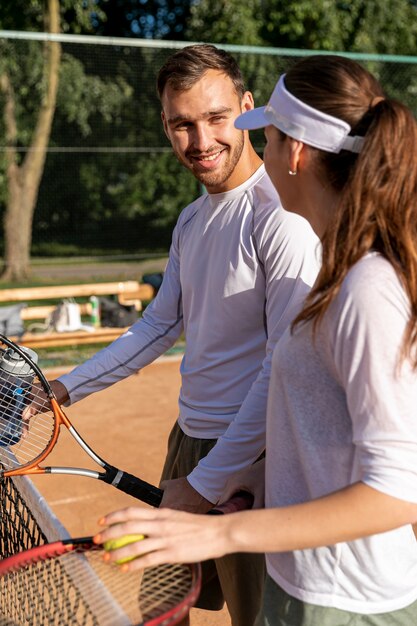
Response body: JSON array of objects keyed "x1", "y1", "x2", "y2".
[{"x1": 30, "y1": 356, "x2": 230, "y2": 626}]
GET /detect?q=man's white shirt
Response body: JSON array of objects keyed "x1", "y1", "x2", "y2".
[{"x1": 59, "y1": 165, "x2": 321, "y2": 502}]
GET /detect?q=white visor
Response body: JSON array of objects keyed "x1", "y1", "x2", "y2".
[{"x1": 235, "y1": 74, "x2": 364, "y2": 154}]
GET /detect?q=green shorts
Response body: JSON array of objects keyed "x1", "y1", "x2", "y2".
[
  {"x1": 255, "y1": 574, "x2": 417, "y2": 626},
  {"x1": 161, "y1": 420, "x2": 266, "y2": 626}
]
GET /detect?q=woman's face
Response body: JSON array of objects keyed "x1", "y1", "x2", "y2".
[
  {"x1": 264, "y1": 124, "x2": 339, "y2": 238},
  {"x1": 263, "y1": 125, "x2": 299, "y2": 214}
]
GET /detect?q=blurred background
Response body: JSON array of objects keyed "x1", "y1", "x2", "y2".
[{"x1": 1, "y1": 0, "x2": 417, "y2": 283}]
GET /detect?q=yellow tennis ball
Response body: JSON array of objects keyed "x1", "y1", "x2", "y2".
[{"x1": 104, "y1": 533, "x2": 145, "y2": 564}]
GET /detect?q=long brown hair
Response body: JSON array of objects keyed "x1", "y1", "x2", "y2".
[{"x1": 289, "y1": 56, "x2": 417, "y2": 365}]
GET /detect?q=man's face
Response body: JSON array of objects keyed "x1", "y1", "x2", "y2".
[{"x1": 161, "y1": 70, "x2": 254, "y2": 193}]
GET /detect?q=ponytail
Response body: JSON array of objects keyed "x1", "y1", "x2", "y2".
[{"x1": 293, "y1": 98, "x2": 417, "y2": 366}]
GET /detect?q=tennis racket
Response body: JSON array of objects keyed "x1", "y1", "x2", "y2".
[
  {"x1": 0, "y1": 536, "x2": 201, "y2": 625},
  {"x1": 0, "y1": 333, "x2": 163, "y2": 506},
  {"x1": 0, "y1": 335, "x2": 256, "y2": 512},
  {"x1": 0, "y1": 491, "x2": 254, "y2": 625}
]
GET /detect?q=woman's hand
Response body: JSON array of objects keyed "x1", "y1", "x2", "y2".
[{"x1": 94, "y1": 506, "x2": 230, "y2": 570}]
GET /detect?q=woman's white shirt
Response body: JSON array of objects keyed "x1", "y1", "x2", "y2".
[{"x1": 266, "y1": 252, "x2": 417, "y2": 613}]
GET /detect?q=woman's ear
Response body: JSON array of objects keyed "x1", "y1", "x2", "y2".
[{"x1": 288, "y1": 139, "x2": 305, "y2": 175}]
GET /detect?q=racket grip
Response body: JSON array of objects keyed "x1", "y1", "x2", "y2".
[
  {"x1": 114, "y1": 471, "x2": 163, "y2": 507},
  {"x1": 208, "y1": 491, "x2": 254, "y2": 515}
]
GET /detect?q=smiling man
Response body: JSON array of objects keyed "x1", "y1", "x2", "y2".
[
  {"x1": 160, "y1": 66, "x2": 254, "y2": 191},
  {"x1": 52, "y1": 45, "x2": 320, "y2": 625}
]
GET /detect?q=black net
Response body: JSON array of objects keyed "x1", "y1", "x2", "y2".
[
  {"x1": 0, "y1": 475, "x2": 47, "y2": 558},
  {"x1": 0, "y1": 476, "x2": 98, "y2": 626}
]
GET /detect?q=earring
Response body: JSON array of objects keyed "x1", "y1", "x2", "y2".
[{"x1": 288, "y1": 169, "x2": 297, "y2": 176}]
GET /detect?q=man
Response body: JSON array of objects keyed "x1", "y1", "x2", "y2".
[{"x1": 51, "y1": 45, "x2": 320, "y2": 625}]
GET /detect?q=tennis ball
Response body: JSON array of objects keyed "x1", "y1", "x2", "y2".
[{"x1": 104, "y1": 533, "x2": 145, "y2": 564}]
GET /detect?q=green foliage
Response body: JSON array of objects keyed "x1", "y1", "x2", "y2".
[
  {"x1": 105, "y1": 152, "x2": 200, "y2": 227},
  {"x1": 0, "y1": 42, "x2": 132, "y2": 141},
  {"x1": 259, "y1": 0, "x2": 417, "y2": 53},
  {"x1": 57, "y1": 54, "x2": 133, "y2": 136},
  {"x1": 186, "y1": 0, "x2": 262, "y2": 45},
  {"x1": 2, "y1": 0, "x2": 417, "y2": 262},
  {"x1": 0, "y1": 39, "x2": 51, "y2": 148},
  {"x1": 31, "y1": 242, "x2": 89, "y2": 257},
  {"x1": 186, "y1": 0, "x2": 417, "y2": 144},
  {"x1": 187, "y1": 0, "x2": 417, "y2": 54},
  {"x1": 0, "y1": 0, "x2": 104, "y2": 33},
  {"x1": 34, "y1": 150, "x2": 199, "y2": 253}
]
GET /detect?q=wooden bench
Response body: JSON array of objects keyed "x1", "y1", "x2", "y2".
[{"x1": 0, "y1": 281, "x2": 155, "y2": 349}]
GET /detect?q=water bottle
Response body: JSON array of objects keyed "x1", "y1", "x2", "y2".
[
  {"x1": 90, "y1": 295, "x2": 100, "y2": 328},
  {"x1": 0, "y1": 346, "x2": 38, "y2": 447}
]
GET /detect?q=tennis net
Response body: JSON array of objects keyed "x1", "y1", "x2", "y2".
[
  {"x1": 0, "y1": 474, "x2": 70, "y2": 557},
  {"x1": 0, "y1": 474, "x2": 105, "y2": 625},
  {"x1": 0, "y1": 475, "x2": 196, "y2": 626},
  {"x1": 0, "y1": 475, "x2": 152, "y2": 625}
]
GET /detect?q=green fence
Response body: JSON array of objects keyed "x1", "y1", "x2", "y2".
[{"x1": 1, "y1": 31, "x2": 417, "y2": 257}]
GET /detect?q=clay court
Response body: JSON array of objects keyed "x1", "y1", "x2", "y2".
[{"x1": 29, "y1": 356, "x2": 230, "y2": 626}]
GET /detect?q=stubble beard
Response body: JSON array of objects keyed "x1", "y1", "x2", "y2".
[{"x1": 173, "y1": 132, "x2": 245, "y2": 190}]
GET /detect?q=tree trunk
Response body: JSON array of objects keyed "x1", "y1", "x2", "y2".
[
  {"x1": 3, "y1": 167, "x2": 38, "y2": 281},
  {"x1": 1, "y1": 0, "x2": 61, "y2": 282}
]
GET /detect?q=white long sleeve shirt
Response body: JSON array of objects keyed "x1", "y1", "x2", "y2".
[
  {"x1": 266, "y1": 252, "x2": 417, "y2": 613},
  {"x1": 59, "y1": 165, "x2": 320, "y2": 502}
]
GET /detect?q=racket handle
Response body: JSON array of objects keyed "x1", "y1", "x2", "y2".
[
  {"x1": 113, "y1": 471, "x2": 163, "y2": 507},
  {"x1": 208, "y1": 491, "x2": 254, "y2": 515},
  {"x1": 113, "y1": 469, "x2": 253, "y2": 513}
]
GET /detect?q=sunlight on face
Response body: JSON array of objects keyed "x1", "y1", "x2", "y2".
[{"x1": 161, "y1": 70, "x2": 247, "y2": 193}]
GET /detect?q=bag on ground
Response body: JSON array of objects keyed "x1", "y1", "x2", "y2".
[
  {"x1": 98, "y1": 297, "x2": 138, "y2": 328},
  {"x1": 0, "y1": 304, "x2": 26, "y2": 337}
]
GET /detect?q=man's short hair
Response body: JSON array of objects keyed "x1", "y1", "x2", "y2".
[{"x1": 157, "y1": 44, "x2": 245, "y2": 101}]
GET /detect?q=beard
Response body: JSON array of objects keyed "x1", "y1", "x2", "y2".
[{"x1": 173, "y1": 132, "x2": 245, "y2": 191}]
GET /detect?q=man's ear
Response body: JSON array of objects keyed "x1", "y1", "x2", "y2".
[
  {"x1": 161, "y1": 110, "x2": 170, "y2": 140},
  {"x1": 241, "y1": 90, "x2": 255, "y2": 114}
]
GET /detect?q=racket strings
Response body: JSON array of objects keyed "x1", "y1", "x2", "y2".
[
  {"x1": 0, "y1": 367, "x2": 55, "y2": 471},
  {"x1": 1, "y1": 556, "x2": 101, "y2": 626},
  {"x1": 0, "y1": 548, "x2": 196, "y2": 626},
  {"x1": 139, "y1": 564, "x2": 194, "y2": 620}
]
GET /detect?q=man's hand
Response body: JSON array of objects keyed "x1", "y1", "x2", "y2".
[
  {"x1": 22, "y1": 379, "x2": 70, "y2": 428},
  {"x1": 160, "y1": 477, "x2": 214, "y2": 513},
  {"x1": 220, "y1": 458, "x2": 265, "y2": 509},
  {"x1": 49, "y1": 379, "x2": 70, "y2": 405}
]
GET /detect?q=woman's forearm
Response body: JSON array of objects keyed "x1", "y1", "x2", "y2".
[
  {"x1": 226, "y1": 482, "x2": 417, "y2": 555},
  {"x1": 95, "y1": 482, "x2": 417, "y2": 570}
]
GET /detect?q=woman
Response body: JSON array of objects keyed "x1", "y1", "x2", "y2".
[{"x1": 94, "y1": 56, "x2": 417, "y2": 625}]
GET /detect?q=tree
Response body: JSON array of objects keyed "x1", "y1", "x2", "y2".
[
  {"x1": 258, "y1": 0, "x2": 417, "y2": 54},
  {"x1": 187, "y1": 0, "x2": 417, "y2": 54},
  {"x1": 0, "y1": 0, "x2": 130, "y2": 281},
  {"x1": 0, "y1": 0, "x2": 61, "y2": 280},
  {"x1": 33, "y1": 44, "x2": 187, "y2": 257},
  {"x1": 3, "y1": 0, "x2": 417, "y2": 275},
  {"x1": 186, "y1": 0, "x2": 262, "y2": 46}
]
